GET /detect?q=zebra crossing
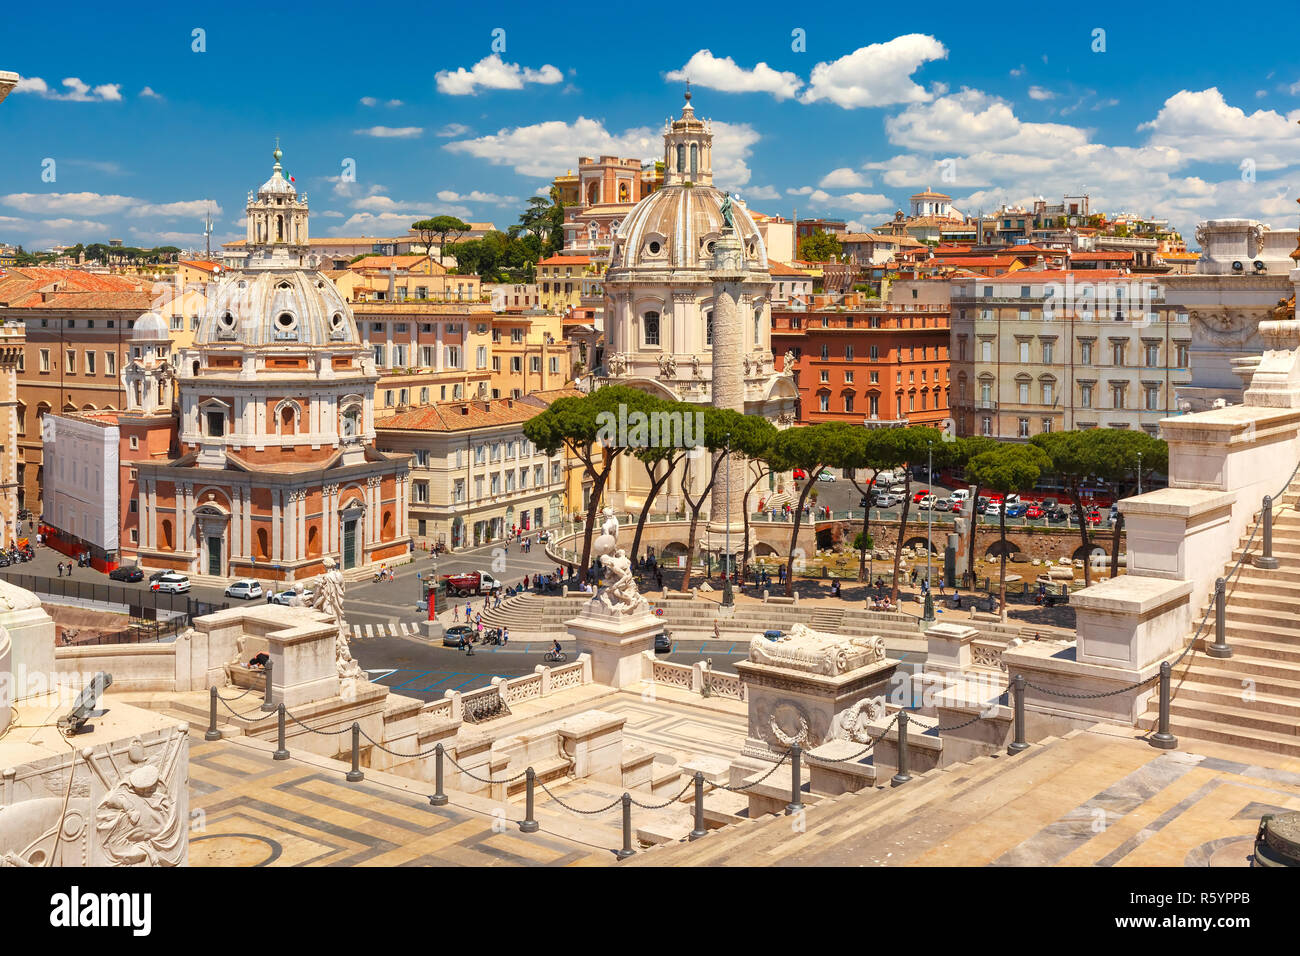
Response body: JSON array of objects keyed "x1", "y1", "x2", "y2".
[{"x1": 349, "y1": 620, "x2": 425, "y2": 641}]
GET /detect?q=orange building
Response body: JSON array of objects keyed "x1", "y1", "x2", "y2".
[
  {"x1": 123, "y1": 150, "x2": 412, "y2": 582},
  {"x1": 771, "y1": 281, "x2": 951, "y2": 428}
]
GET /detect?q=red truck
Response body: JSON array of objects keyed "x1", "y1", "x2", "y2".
[{"x1": 440, "y1": 571, "x2": 503, "y2": 597}]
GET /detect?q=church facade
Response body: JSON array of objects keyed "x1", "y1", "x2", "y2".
[
  {"x1": 598, "y1": 94, "x2": 798, "y2": 524},
  {"x1": 131, "y1": 148, "x2": 411, "y2": 582}
]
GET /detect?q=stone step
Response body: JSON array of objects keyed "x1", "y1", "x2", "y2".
[
  {"x1": 1210, "y1": 632, "x2": 1300, "y2": 663},
  {"x1": 1216, "y1": 606, "x2": 1300, "y2": 632},
  {"x1": 1153, "y1": 679, "x2": 1300, "y2": 717},
  {"x1": 1227, "y1": 575, "x2": 1300, "y2": 598},
  {"x1": 1137, "y1": 712, "x2": 1300, "y2": 758},
  {"x1": 1162, "y1": 699, "x2": 1300, "y2": 737},
  {"x1": 1171, "y1": 661, "x2": 1300, "y2": 697},
  {"x1": 1181, "y1": 649, "x2": 1300, "y2": 683}
]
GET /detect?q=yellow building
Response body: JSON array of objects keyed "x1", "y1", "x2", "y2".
[
  {"x1": 489, "y1": 311, "x2": 570, "y2": 398},
  {"x1": 536, "y1": 255, "x2": 592, "y2": 313},
  {"x1": 347, "y1": 255, "x2": 482, "y2": 303}
]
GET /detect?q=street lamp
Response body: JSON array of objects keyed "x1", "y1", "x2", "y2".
[
  {"x1": 923, "y1": 441, "x2": 935, "y2": 622},
  {"x1": 723, "y1": 433, "x2": 734, "y2": 607},
  {"x1": 1136, "y1": 451, "x2": 1143, "y2": 496}
]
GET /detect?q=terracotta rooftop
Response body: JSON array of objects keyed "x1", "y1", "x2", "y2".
[{"x1": 374, "y1": 392, "x2": 577, "y2": 432}]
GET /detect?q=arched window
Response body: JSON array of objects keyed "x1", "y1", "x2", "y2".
[
  {"x1": 690, "y1": 143, "x2": 698, "y2": 177},
  {"x1": 280, "y1": 405, "x2": 296, "y2": 435},
  {"x1": 341, "y1": 405, "x2": 361, "y2": 439},
  {"x1": 643, "y1": 311, "x2": 660, "y2": 347},
  {"x1": 705, "y1": 310, "x2": 714, "y2": 347},
  {"x1": 276, "y1": 215, "x2": 284, "y2": 242},
  {"x1": 161, "y1": 519, "x2": 174, "y2": 551},
  {"x1": 256, "y1": 528, "x2": 269, "y2": 560},
  {"x1": 675, "y1": 143, "x2": 685, "y2": 172},
  {"x1": 382, "y1": 509, "x2": 394, "y2": 540},
  {"x1": 306, "y1": 525, "x2": 320, "y2": 557}
]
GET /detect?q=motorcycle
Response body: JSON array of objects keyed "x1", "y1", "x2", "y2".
[{"x1": 480, "y1": 627, "x2": 503, "y2": 646}]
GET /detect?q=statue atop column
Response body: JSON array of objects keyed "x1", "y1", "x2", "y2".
[{"x1": 720, "y1": 193, "x2": 735, "y2": 232}]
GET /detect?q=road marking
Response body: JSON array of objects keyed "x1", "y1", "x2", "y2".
[
  {"x1": 352, "y1": 625, "x2": 360, "y2": 639},
  {"x1": 364, "y1": 624, "x2": 374, "y2": 639},
  {"x1": 391, "y1": 670, "x2": 432, "y2": 689},
  {"x1": 452, "y1": 676, "x2": 482, "y2": 690},
  {"x1": 365, "y1": 669, "x2": 397, "y2": 681},
  {"x1": 727, "y1": 643, "x2": 736, "y2": 655}
]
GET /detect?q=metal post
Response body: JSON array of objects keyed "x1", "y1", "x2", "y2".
[
  {"x1": 1150, "y1": 661, "x2": 1178, "y2": 750},
  {"x1": 925, "y1": 443, "x2": 933, "y2": 620},
  {"x1": 205, "y1": 685, "x2": 222, "y2": 741},
  {"x1": 617, "y1": 792, "x2": 636, "y2": 859},
  {"x1": 1207, "y1": 576, "x2": 1233, "y2": 658},
  {"x1": 786, "y1": 744, "x2": 805, "y2": 814},
  {"x1": 1008, "y1": 674, "x2": 1029, "y2": 754},
  {"x1": 430, "y1": 744, "x2": 449, "y2": 806},
  {"x1": 346, "y1": 722, "x2": 364, "y2": 782},
  {"x1": 260, "y1": 659, "x2": 275, "y2": 712},
  {"x1": 1255, "y1": 495, "x2": 1279, "y2": 570},
  {"x1": 891, "y1": 711, "x2": 913, "y2": 786},
  {"x1": 273, "y1": 703, "x2": 289, "y2": 760},
  {"x1": 520, "y1": 767, "x2": 539, "y2": 833},
  {"x1": 689, "y1": 771, "x2": 708, "y2": 841}
]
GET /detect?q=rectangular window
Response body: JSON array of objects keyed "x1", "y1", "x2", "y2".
[
  {"x1": 1112, "y1": 384, "x2": 1125, "y2": 409},
  {"x1": 981, "y1": 416, "x2": 992, "y2": 437},
  {"x1": 392, "y1": 344, "x2": 408, "y2": 367},
  {"x1": 206, "y1": 410, "x2": 225, "y2": 437},
  {"x1": 511, "y1": 329, "x2": 524, "y2": 344},
  {"x1": 869, "y1": 345, "x2": 879, "y2": 360},
  {"x1": 530, "y1": 357, "x2": 541, "y2": 373},
  {"x1": 536, "y1": 464, "x2": 545, "y2": 486},
  {"x1": 1144, "y1": 344, "x2": 1159, "y2": 368},
  {"x1": 492, "y1": 356, "x2": 501, "y2": 371},
  {"x1": 819, "y1": 393, "x2": 829, "y2": 412},
  {"x1": 1042, "y1": 341, "x2": 1054, "y2": 364},
  {"x1": 1176, "y1": 344, "x2": 1188, "y2": 368},
  {"x1": 1080, "y1": 383, "x2": 1093, "y2": 408},
  {"x1": 1043, "y1": 382, "x2": 1054, "y2": 405},
  {"x1": 511, "y1": 356, "x2": 522, "y2": 373},
  {"x1": 845, "y1": 394, "x2": 855, "y2": 413},
  {"x1": 421, "y1": 346, "x2": 435, "y2": 367},
  {"x1": 1019, "y1": 382, "x2": 1030, "y2": 404},
  {"x1": 446, "y1": 346, "x2": 460, "y2": 368},
  {"x1": 372, "y1": 345, "x2": 386, "y2": 366},
  {"x1": 85, "y1": 351, "x2": 96, "y2": 375},
  {"x1": 845, "y1": 345, "x2": 854, "y2": 361},
  {"x1": 1112, "y1": 343, "x2": 1125, "y2": 366},
  {"x1": 820, "y1": 344, "x2": 829, "y2": 360},
  {"x1": 844, "y1": 370, "x2": 854, "y2": 384},
  {"x1": 550, "y1": 461, "x2": 562, "y2": 484},
  {"x1": 1018, "y1": 418, "x2": 1029, "y2": 438},
  {"x1": 1145, "y1": 385, "x2": 1161, "y2": 410},
  {"x1": 550, "y1": 357, "x2": 559, "y2": 374},
  {"x1": 414, "y1": 449, "x2": 429, "y2": 466},
  {"x1": 477, "y1": 346, "x2": 488, "y2": 369},
  {"x1": 819, "y1": 370, "x2": 829, "y2": 383},
  {"x1": 414, "y1": 482, "x2": 429, "y2": 503},
  {"x1": 1080, "y1": 341, "x2": 1092, "y2": 365},
  {"x1": 1018, "y1": 342, "x2": 1029, "y2": 363},
  {"x1": 980, "y1": 341, "x2": 992, "y2": 363},
  {"x1": 1041, "y1": 418, "x2": 1053, "y2": 433},
  {"x1": 65, "y1": 349, "x2": 75, "y2": 373},
  {"x1": 869, "y1": 371, "x2": 879, "y2": 384},
  {"x1": 105, "y1": 351, "x2": 116, "y2": 376}
]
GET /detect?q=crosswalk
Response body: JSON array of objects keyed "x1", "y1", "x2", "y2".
[{"x1": 349, "y1": 620, "x2": 425, "y2": 641}]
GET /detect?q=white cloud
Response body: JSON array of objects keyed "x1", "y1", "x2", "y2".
[
  {"x1": 1028, "y1": 86, "x2": 1055, "y2": 101},
  {"x1": 14, "y1": 76, "x2": 122, "y2": 102},
  {"x1": 1010, "y1": 65, "x2": 1025, "y2": 78},
  {"x1": 318, "y1": 210, "x2": 345, "y2": 218},
  {"x1": 741, "y1": 185, "x2": 781, "y2": 200},
  {"x1": 360, "y1": 96, "x2": 403, "y2": 107},
  {"x1": 335, "y1": 209, "x2": 470, "y2": 234},
  {"x1": 818, "y1": 167, "x2": 870, "y2": 188},
  {"x1": 804, "y1": 189, "x2": 893, "y2": 213},
  {"x1": 436, "y1": 189, "x2": 518, "y2": 204},
  {"x1": 3, "y1": 192, "x2": 134, "y2": 215},
  {"x1": 665, "y1": 50, "x2": 802, "y2": 100},
  {"x1": 436, "y1": 123, "x2": 471, "y2": 137},
  {"x1": 435, "y1": 55, "x2": 563, "y2": 96},
  {"x1": 1138, "y1": 88, "x2": 1300, "y2": 169},
  {"x1": 800, "y1": 34, "x2": 947, "y2": 109},
  {"x1": 787, "y1": 186, "x2": 814, "y2": 195},
  {"x1": 353, "y1": 126, "x2": 423, "y2": 138},
  {"x1": 443, "y1": 115, "x2": 757, "y2": 183},
  {"x1": 140, "y1": 87, "x2": 163, "y2": 100},
  {"x1": 127, "y1": 200, "x2": 223, "y2": 219},
  {"x1": 885, "y1": 89, "x2": 1089, "y2": 156},
  {"x1": 1290, "y1": 80, "x2": 1300, "y2": 95}
]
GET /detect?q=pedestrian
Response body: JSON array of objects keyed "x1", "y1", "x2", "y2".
[
  {"x1": 501, "y1": 627, "x2": 509, "y2": 646},
  {"x1": 713, "y1": 621, "x2": 720, "y2": 641},
  {"x1": 464, "y1": 602, "x2": 472, "y2": 622},
  {"x1": 464, "y1": 634, "x2": 474, "y2": 656},
  {"x1": 453, "y1": 603, "x2": 460, "y2": 622}
]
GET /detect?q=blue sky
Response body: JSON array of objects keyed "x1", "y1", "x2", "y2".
[{"x1": 2, "y1": 2, "x2": 1299, "y2": 252}]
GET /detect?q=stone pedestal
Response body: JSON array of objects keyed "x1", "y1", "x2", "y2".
[
  {"x1": 924, "y1": 621, "x2": 979, "y2": 675},
  {"x1": 736, "y1": 654, "x2": 900, "y2": 759},
  {"x1": 566, "y1": 602, "x2": 661, "y2": 689},
  {"x1": 0, "y1": 582, "x2": 56, "y2": 699},
  {"x1": 262, "y1": 610, "x2": 343, "y2": 708},
  {"x1": 1073, "y1": 575, "x2": 1192, "y2": 670}
]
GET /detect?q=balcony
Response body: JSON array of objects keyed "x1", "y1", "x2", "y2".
[{"x1": 975, "y1": 400, "x2": 998, "y2": 410}]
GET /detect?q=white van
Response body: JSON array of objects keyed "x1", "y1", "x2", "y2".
[{"x1": 951, "y1": 489, "x2": 971, "y2": 502}]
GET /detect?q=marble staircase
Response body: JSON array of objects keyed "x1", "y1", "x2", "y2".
[{"x1": 1139, "y1": 485, "x2": 1300, "y2": 756}]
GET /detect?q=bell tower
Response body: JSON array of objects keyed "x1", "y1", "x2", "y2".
[
  {"x1": 663, "y1": 88, "x2": 713, "y2": 186},
  {"x1": 244, "y1": 141, "x2": 310, "y2": 268}
]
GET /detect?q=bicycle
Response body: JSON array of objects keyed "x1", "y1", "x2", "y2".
[{"x1": 543, "y1": 650, "x2": 567, "y2": 663}]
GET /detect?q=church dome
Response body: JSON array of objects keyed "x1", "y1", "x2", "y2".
[
  {"x1": 610, "y1": 183, "x2": 768, "y2": 273},
  {"x1": 132, "y1": 311, "x2": 169, "y2": 339},
  {"x1": 196, "y1": 269, "x2": 359, "y2": 348},
  {"x1": 258, "y1": 146, "x2": 297, "y2": 197}
]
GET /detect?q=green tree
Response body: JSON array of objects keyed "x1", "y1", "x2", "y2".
[
  {"x1": 838, "y1": 427, "x2": 901, "y2": 583},
  {"x1": 1030, "y1": 430, "x2": 1119, "y2": 586},
  {"x1": 947, "y1": 436, "x2": 998, "y2": 584},
  {"x1": 880, "y1": 426, "x2": 950, "y2": 604},
  {"x1": 1093, "y1": 430, "x2": 1167, "y2": 577},
  {"x1": 626, "y1": 398, "x2": 690, "y2": 567},
  {"x1": 768, "y1": 422, "x2": 853, "y2": 596},
  {"x1": 797, "y1": 229, "x2": 842, "y2": 263},
  {"x1": 967, "y1": 444, "x2": 1050, "y2": 617},
  {"x1": 412, "y1": 216, "x2": 469, "y2": 268},
  {"x1": 522, "y1": 385, "x2": 659, "y2": 583}
]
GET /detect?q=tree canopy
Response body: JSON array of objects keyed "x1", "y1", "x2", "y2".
[{"x1": 797, "y1": 229, "x2": 842, "y2": 263}]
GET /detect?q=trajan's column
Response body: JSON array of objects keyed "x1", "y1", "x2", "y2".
[{"x1": 706, "y1": 198, "x2": 748, "y2": 539}]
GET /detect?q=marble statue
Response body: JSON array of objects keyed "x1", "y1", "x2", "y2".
[
  {"x1": 597, "y1": 549, "x2": 648, "y2": 616},
  {"x1": 748, "y1": 624, "x2": 886, "y2": 676},
  {"x1": 95, "y1": 763, "x2": 184, "y2": 867},
  {"x1": 782, "y1": 350, "x2": 797, "y2": 375},
  {"x1": 311, "y1": 556, "x2": 366, "y2": 685},
  {"x1": 657, "y1": 353, "x2": 677, "y2": 378},
  {"x1": 591, "y1": 506, "x2": 620, "y2": 563},
  {"x1": 828, "y1": 696, "x2": 887, "y2": 743},
  {"x1": 692, "y1": 354, "x2": 703, "y2": 379}
]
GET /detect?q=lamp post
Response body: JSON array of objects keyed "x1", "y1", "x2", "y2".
[
  {"x1": 1136, "y1": 451, "x2": 1143, "y2": 496},
  {"x1": 723, "y1": 433, "x2": 734, "y2": 607},
  {"x1": 923, "y1": 441, "x2": 935, "y2": 621}
]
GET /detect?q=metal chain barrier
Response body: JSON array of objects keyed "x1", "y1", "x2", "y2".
[
  {"x1": 1024, "y1": 672, "x2": 1158, "y2": 701},
  {"x1": 357, "y1": 726, "x2": 446, "y2": 760},
  {"x1": 537, "y1": 779, "x2": 625, "y2": 815},
  {"x1": 705, "y1": 746, "x2": 793, "y2": 790},
  {"x1": 216, "y1": 694, "x2": 269, "y2": 721},
  {"x1": 808, "y1": 710, "x2": 902, "y2": 764},
  {"x1": 284, "y1": 708, "x2": 354, "y2": 736},
  {"x1": 628, "y1": 777, "x2": 696, "y2": 811},
  {"x1": 441, "y1": 749, "x2": 530, "y2": 785},
  {"x1": 214, "y1": 686, "x2": 255, "y2": 702},
  {"x1": 927, "y1": 708, "x2": 990, "y2": 734}
]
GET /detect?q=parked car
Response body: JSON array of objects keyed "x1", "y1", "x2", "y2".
[
  {"x1": 817, "y1": 471, "x2": 836, "y2": 482},
  {"x1": 1041, "y1": 497, "x2": 1059, "y2": 510},
  {"x1": 950, "y1": 489, "x2": 971, "y2": 502},
  {"x1": 151, "y1": 573, "x2": 190, "y2": 594},
  {"x1": 1046, "y1": 506, "x2": 1069, "y2": 522},
  {"x1": 917, "y1": 494, "x2": 936, "y2": 509},
  {"x1": 792, "y1": 468, "x2": 808, "y2": 480},
  {"x1": 874, "y1": 492, "x2": 899, "y2": 508},
  {"x1": 148, "y1": 569, "x2": 172, "y2": 583},
  {"x1": 1084, "y1": 509, "x2": 1103, "y2": 525},
  {"x1": 1005, "y1": 503, "x2": 1027, "y2": 518},
  {"x1": 912, "y1": 489, "x2": 929, "y2": 503},
  {"x1": 934, "y1": 498, "x2": 954, "y2": 512},
  {"x1": 108, "y1": 566, "x2": 144, "y2": 582},
  {"x1": 1024, "y1": 504, "x2": 1044, "y2": 519},
  {"x1": 271, "y1": 587, "x2": 314, "y2": 606},
  {"x1": 984, "y1": 502, "x2": 1003, "y2": 516},
  {"x1": 225, "y1": 579, "x2": 264, "y2": 600},
  {"x1": 443, "y1": 624, "x2": 474, "y2": 648},
  {"x1": 653, "y1": 631, "x2": 672, "y2": 653},
  {"x1": 888, "y1": 484, "x2": 907, "y2": 494}
]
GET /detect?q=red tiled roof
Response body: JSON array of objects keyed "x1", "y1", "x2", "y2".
[
  {"x1": 768, "y1": 261, "x2": 812, "y2": 277},
  {"x1": 1068, "y1": 250, "x2": 1135, "y2": 261},
  {"x1": 959, "y1": 269, "x2": 1132, "y2": 283},
  {"x1": 538, "y1": 255, "x2": 592, "y2": 265}
]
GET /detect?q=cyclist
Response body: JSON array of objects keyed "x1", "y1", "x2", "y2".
[{"x1": 550, "y1": 639, "x2": 562, "y2": 659}]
